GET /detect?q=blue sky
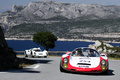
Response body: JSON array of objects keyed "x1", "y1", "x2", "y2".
[{"x1": 0, "y1": 0, "x2": 120, "y2": 12}]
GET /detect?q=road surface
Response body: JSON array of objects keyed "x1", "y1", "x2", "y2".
[{"x1": 0, "y1": 57, "x2": 119, "y2": 80}]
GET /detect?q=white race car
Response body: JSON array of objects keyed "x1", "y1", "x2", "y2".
[
  {"x1": 60, "y1": 47, "x2": 109, "y2": 74},
  {"x1": 24, "y1": 47, "x2": 48, "y2": 58}
]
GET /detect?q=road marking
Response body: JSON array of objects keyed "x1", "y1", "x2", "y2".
[
  {"x1": 0, "y1": 64, "x2": 40, "y2": 73},
  {"x1": 25, "y1": 64, "x2": 40, "y2": 69},
  {"x1": 33, "y1": 64, "x2": 40, "y2": 69}
]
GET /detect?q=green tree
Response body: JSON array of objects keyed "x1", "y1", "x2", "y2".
[{"x1": 33, "y1": 31, "x2": 57, "y2": 51}]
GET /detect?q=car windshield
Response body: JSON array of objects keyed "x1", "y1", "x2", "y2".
[
  {"x1": 34, "y1": 49, "x2": 41, "y2": 52},
  {"x1": 72, "y1": 48, "x2": 100, "y2": 57}
]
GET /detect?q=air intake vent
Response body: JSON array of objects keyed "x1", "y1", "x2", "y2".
[{"x1": 77, "y1": 63, "x2": 91, "y2": 65}]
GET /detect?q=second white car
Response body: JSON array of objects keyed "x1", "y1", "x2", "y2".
[{"x1": 24, "y1": 47, "x2": 48, "y2": 58}]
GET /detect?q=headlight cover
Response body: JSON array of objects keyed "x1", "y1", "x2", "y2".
[
  {"x1": 100, "y1": 60, "x2": 106, "y2": 70},
  {"x1": 62, "y1": 58, "x2": 68, "y2": 68}
]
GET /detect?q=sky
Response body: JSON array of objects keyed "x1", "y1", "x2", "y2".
[{"x1": 0, "y1": 0, "x2": 120, "y2": 12}]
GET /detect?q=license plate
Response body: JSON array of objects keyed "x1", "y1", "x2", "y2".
[
  {"x1": 79, "y1": 66, "x2": 89, "y2": 68},
  {"x1": 39, "y1": 53, "x2": 43, "y2": 55}
]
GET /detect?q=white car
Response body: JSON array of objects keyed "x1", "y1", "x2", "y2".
[{"x1": 24, "y1": 47, "x2": 48, "y2": 58}]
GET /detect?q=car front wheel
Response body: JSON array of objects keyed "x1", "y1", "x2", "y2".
[
  {"x1": 102, "y1": 69, "x2": 108, "y2": 75},
  {"x1": 31, "y1": 52, "x2": 34, "y2": 58},
  {"x1": 44, "y1": 56, "x2": 47, "y2": 58},
  {"x1": 60, "y1": 64, "x2": 66, "y2": 72},
  {"x1": 24, "y1": 51, "x2": 28, "y2": 57}
]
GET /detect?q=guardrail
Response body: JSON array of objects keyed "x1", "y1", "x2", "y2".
[
  {"x1": 15, "y1": 51, "x2": 67, "y2": 56},
  {"x1": 15, "y1": 51, "x2": 120, "y2": 56}
]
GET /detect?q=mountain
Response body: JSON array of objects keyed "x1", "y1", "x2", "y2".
[{"x1": 1, "y1": 1, "x2": 120, "y2": 41}]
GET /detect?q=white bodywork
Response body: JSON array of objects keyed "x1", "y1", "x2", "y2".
[
  {"x1": 24, "y1": 47, "x2": 48, "y2": 58},
  {"x1": 62, "y1": 47, "x2": 108, "y2": 68},
  {"x1": 70, "y1": 56, "x2": 100, "y2": 68}
]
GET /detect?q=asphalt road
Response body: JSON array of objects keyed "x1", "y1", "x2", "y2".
[{"x1": 0, "y1": 56, "x2": 120, "y2": 80}]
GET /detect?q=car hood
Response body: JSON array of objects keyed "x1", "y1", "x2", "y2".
[{"x1": 69, "y1": 56, "x2": 100, "y2": 68}]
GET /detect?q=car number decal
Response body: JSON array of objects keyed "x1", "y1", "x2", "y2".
[{"x1": 79, "y1": 60, "x2": 91, "y2": 63}]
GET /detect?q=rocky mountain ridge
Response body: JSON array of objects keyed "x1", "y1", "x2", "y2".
[
  {"x1": 1, "y1": 1, "x2": 120, "y2": 41},
  {"x1": 1, "y1": 1, "x2": 120, "y2": 29},
  {"x1": 89, "y1": 40, "x2": 118, "y2": 53}
]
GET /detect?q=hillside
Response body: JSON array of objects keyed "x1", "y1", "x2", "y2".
[
  {"x1": 89, "y1": 40, "x2": 119, "y2": 53},
  {"x1": 1, "y1": 1, "x2": 120, "y2": 41}
]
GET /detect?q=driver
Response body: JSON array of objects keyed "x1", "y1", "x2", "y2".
[
  {"x1": 72, "y1": 49, "x2": 84, "y2": 56},
  {"x1": 89, "y1": 49, "x2": 96, "y2": 57},
  {"x1": 76, "y1": 50, "x2": 83, "y2": 56}
]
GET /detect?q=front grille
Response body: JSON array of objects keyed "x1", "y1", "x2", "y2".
[{"x1": 77, "y1": 63, "x2": 91, "y2": 65}]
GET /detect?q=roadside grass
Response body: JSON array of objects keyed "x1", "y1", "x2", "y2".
[
  {"x1": 17, "y1": 57, "x2": 35, "y2": 68},
  {"x1": 108, "y1": 57, "x2": 120, "y2": 60},
  {"x1": 107, "y1": 54, "x2": 120, "y2": 60}
]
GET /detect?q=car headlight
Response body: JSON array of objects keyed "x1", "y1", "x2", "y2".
[
  {"x1": 101, "y1": 60, "x2": 106, "y2": 70},
  {"x1": 62, "y1": 58, "x2": 68, "y2": 68}
]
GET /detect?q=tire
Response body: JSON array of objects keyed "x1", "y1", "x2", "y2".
[
  {"x1": 31, "y1": 52, "x2": 34, "y2": 58},
  {"x1": 102, "y1": 69, "x2": 108, "y2": 75},
  {"x1": 24, "y1": 51, "x2": 28, "y2": 57},
  {"x1": 44, "y1": 56, "x2": 47, "y2": 58},
  {"x1": 60, "y1": 64, "x2": 66, "y2": 72}
]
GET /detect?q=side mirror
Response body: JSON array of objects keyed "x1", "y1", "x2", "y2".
[
  {"x1": 100, "y1": 53, "x2": 107, "y2": 57},
  {"x1": 66, "y1": 52, "x2": 72, "y2": 55},
  {"x1": 67, "y1": 53, "x2": 71, "y2": 55}
]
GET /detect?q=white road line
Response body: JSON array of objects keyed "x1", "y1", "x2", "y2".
[
  {"x1": 33, "y1": 64, "x2": 40, "y2": 69},
  {"x1": 0, "y1": 64, "x2": 40, "y2": 73},
  {"x1": 25, "y1": 64, "x2": 40, "y2": 69}
]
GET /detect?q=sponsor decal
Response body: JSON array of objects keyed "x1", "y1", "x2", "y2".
[
  {"x1": 79, "y1": 57, "x2": 91, "y2": 63},
  {"x1": 79, "y1": 60, "x2": 91, "y2": 63},
  {"x1": 79, "y1": 58, "x2": 91, "y2": 59}
]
